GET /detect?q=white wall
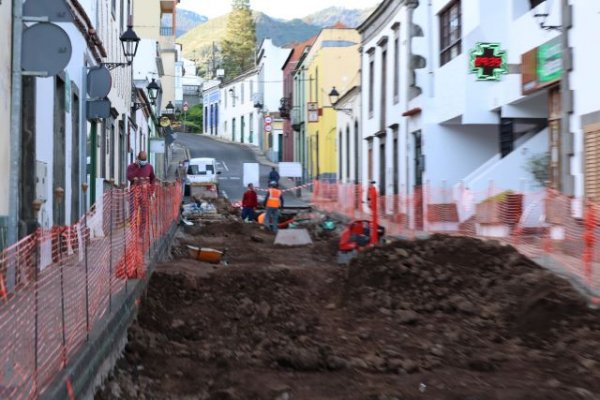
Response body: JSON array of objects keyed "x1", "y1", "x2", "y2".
[
  {"x1": 569, "y1": 0, "x2": 600, "y2": 199},
  {"x1": 0, "y1": 0, "x2": 12, "y2": 217},
  {"x1": 257, "y1": 39, "x2": 291, "y2": 113},
  {"x1": 423, "y1": 124, "x2": 498, "y2": 195},
  {"x1": 221, "y1": 73, "x2": 260, "y2": 145}
]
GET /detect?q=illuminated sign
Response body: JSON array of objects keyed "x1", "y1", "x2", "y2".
[
  {"x1": 469, "y1": 43, "x2": 508, "y2": 81},
  {"x1": 521, "y1": 37, "x2": 562, "y2": 95}
]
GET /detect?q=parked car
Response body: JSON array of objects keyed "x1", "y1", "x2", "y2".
[{"x1": 185, "y1": 157, "x2": 221, "y2": 198}]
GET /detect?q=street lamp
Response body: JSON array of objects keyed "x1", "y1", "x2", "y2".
[
  {"x1": 165, "y1": 101, "x2": 175, "y2": 115},
  {"x1": 101, "y1": 24, "x2": 141, "y2": 70},
  {"x1": 328, "y1": 86, "x2": 340, "y2": 105},
  {"x1": 146, "y1": 78, "x2": 159, "y2": 104},
  {"x1": 120, "y1": 25, "x2": 141, "y2": 64},
  {"x1": 175, "y1": 107, "x2": 182, "y2": 119},
  {"x1": 328, "y1": 86, "x2": 353, "y2": 116}
]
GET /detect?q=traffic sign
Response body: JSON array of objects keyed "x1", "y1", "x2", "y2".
[
  {"x1": 183, "y1": 105, "x2": 189, "y2": 112},
  {"x1": 264, "y1": 116, "x2": 273, "y2": 124},
  {"x1": 265, "y1": 125, "x2": 273, "y2": 132}
]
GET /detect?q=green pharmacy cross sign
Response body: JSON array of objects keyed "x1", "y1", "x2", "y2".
[{"x1": 469, "y1": 43, "x2": 508, "y2": 81}]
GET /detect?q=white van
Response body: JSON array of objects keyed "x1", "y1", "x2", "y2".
[{"x1": 185, "y1": 157, "x2": 221, "y2": 198}]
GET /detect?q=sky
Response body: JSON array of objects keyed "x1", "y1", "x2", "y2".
[{"x1": 178, "y1": 0, "x2": 382, "y2": 20}]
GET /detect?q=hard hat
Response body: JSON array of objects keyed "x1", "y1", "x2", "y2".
[{"x1": 269, "y1": 181, "x2": 277, "y2": 187}]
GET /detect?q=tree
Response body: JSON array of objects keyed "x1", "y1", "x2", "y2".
[
  {"x1": 221, "y1": 0, "x2": 256, "y2": 79},
  {"x1": 524, "y1": 152, "x2": 550, "y2": 188}
]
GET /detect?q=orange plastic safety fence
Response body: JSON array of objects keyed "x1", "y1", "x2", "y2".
[{"x1": 0, "y1": 181, "x2": 182, "y2": 399}]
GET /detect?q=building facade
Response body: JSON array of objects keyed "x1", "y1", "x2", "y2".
[
  {"x1": 304, "y1": 25, "x2": 360, "y2": 181},
  {"x1": 334, "y1": 86, "x2": 361, "y2": 184},
  {"x1": 256, "y1": 39, "x2": 292, "y2": 161},
  {"x1": 220, "y1": 69, "x2": 260, "y2": 145}
]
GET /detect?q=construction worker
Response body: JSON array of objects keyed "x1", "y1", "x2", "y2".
[
  {"x1": 263, "y1": 181, "x2": 284, "y2": 233},
  {"x1": 241, "y1": 183, "x2": 258, "y2": 222}
]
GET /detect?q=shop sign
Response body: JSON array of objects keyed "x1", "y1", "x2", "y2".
[
  {"x1": 469, "y1": 43, "x2": 508, "y2": 81},
  {"x1": 521, "y1": 37, "x2": 562, "y2": 95}
]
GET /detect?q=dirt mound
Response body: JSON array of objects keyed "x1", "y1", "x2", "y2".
[{"x1": 97, "y1": 231, "x2": 600, "y2": 400}]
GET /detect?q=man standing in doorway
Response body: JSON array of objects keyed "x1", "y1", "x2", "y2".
[
  {"x1": 263, "y1": 181, "x2": 284, "y2": 233},
  {"x1": 241, "y1": 183, "x2": 258, "y2": 222}
]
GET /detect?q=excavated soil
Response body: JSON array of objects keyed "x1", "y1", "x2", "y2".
[{"x1": 96, "y1": 220, "x2": 600, "y2": 399}]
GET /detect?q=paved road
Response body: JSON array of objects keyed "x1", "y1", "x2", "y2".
[{"x1": 175, "y1": 133, "x2": 306, "y2": 206}]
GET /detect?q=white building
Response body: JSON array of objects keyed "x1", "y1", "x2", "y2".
[
  {"x1": 220, "y1": 69, "x2": 260, "y2": 145},
  {"x1": 358, "y1": 0, "x2": 575, "y2": 231},
  {"x1": 133, "y1": 39, "x2": 162, "y2": 172},
  {"x1": 256, "y1": 38, "x2": 292, "y2": 160},
  {"x1": 333, "y1": 86, "x2": 361, "y2": 184},
  {"x1": 358, "y1": 0, "x2": 415, "y2": 208},
  {"x1": 182, "y1": 57, "x2": 203, "y2": 107},
  {"x1": 569, "y1": 1, "x2": 600, "y2": 202}
]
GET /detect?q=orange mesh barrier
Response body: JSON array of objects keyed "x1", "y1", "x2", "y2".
[
  {"x1": 312, "y1": 181, "x2": 600, "y2": 299},
  {"x1": 0, "y1": 181, "x2": 182, "y2": 399}
]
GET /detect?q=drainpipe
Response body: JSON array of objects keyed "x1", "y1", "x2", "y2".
[
  {"x1": 560, "y1": 0, "x2": 573, "y2": 195},
  {"x1": 404, "y1": 1, "x2": 418, "y2": 206},
  {"x1": 8, "y1": 0, "x2": 23, "y2": 247}
]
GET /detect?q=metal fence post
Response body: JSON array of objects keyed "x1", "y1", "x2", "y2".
[
  {"x1": 108, "y1": 182, "x2": 114, "y2": 312},
  {"x1": 32, "y1": 199, "x2": 42, "y2": 396},
  {"x1": 54, "y1": 187, "x2": 67, "y2": 368},
  {"x1": 123, "y1": 186, "x2": 128, "y2": 293},
  {"x1": 82, "y1": 183, "x2": 90, "y2": 339}
]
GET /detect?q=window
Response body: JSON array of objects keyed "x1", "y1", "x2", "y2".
[
  {"x1": 249, "y1": 113, "x2": 254, "y2": 143},
  {"x1": 112, "y1": 0, "x2": 116, "y2": 18},
  {"x1": 204, "y1": 106, "x2": 208, "y2": 132},
  {"x1": 381, "y1": 49, "x2": 387, "y2": 127},
  {"x1": 315, "y1": 67, "x2": 319, "y2": 105},
  {"x1": 241, "y1": 82, "x2": 245, "y2": 104},
  {"x1": 440, "y1": 0, "x2": 461, "y2": 66},
  {"x1": 393, "y1": 26, "x2": 400, "y2": 102},
  {"x1": 120, "y1": 0, "x2": 124, "y2": 31},
  {"x1": 368, "y1": 58, "x2": 374, "y2": 116},
  {"x1": 250, "y1": 80, "x2": 254, "y2": 99}
]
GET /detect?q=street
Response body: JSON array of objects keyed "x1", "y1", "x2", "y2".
[{"x1": 175, "y1": 133, "x2": 306, "y2": 206}]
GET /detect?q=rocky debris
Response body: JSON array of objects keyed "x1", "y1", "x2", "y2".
[{"x1": 97, "y1": 230, "x2": 600, "y2": 400}]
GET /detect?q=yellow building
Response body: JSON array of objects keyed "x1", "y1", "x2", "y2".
[
  {"x1": 134, "y1": 0, "x2": 180, "y2": 106},
  {"x1": 304, "y1": 25, "x2": 360, "y2": 181}
]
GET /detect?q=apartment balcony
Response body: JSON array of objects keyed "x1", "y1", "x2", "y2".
[
  {"x1": 160, "y1": 26, "x2": 174, "y2": 37},
  {"x1": 160, "y1": 0, "x2": 176, "y2": 13}
]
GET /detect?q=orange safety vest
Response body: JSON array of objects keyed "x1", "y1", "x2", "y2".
[{"x1": 266, "y1": 188, "x2": 282, "y2": 208}]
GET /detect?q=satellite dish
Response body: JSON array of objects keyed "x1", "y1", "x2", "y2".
[
  {"x1": 22, "y1": 23, "x2": 72, "y2": 76},
  {"x1": 87, "y1": 66, "x2": 112, "y2": 98},
  {"x1": 23, "y1": 0, "x2": 74, "y2": 23}
]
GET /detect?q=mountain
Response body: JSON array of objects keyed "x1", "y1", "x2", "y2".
[
  {"x1": 176, "y1": 9, "x2": 208, "y2": 37},
  {"x1": 178, "y1": 6, "x2": 375, "y2": 71},
  {"x1": 179, "y1": 11, "x2": 320, "y2": 60},
  {"x1": 302, "y1": 6, "x2": 374, "y2": 28},
  {"x1": 255, "y1": 13, "x2": 321, "y2": 48}
]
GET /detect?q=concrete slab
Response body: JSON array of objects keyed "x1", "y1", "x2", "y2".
[{"x1": 274, "y1": 229, "x2": 312, "y2": 246}]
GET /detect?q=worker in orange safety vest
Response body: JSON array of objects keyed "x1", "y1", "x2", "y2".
[{"x1": 263, "y1": 181, "x2": 284, "y2": 233}]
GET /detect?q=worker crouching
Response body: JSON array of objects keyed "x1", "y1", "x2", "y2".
[{"x1": 263, "y1": 181, "x2": 284, "y2": 233}]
